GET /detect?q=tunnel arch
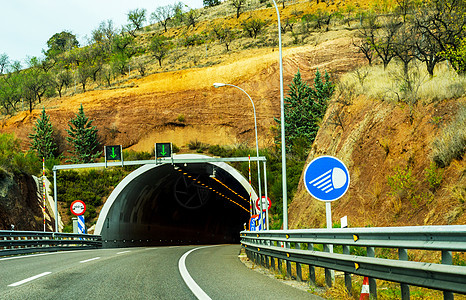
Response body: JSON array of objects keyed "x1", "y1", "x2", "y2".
[{"x1": 95, "y1": 154, "x2": 256, "y2": 247}]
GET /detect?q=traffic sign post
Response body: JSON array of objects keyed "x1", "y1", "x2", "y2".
[
  {"x1": 105, "y1": 145, "x2": 123, "y2": 167},
  {"x1": 249, "y1": 214, "x2": 260, "y2": 231},
  {"x1": 155, "y1": 143, "x2": 172, "y2": 159},
  {"x1": 70, "y1": 200, "x2": 86, "y2": 234},
  {"x1": 303, "y1": 156, "x2": 350, "y2": 284},
  {"x1": 303, "y1": 155, "x2": 350, "y2": 228}
]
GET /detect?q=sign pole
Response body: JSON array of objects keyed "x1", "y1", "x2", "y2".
[
  {"x1": 43, "y1": 157, "x2": 46, "y2": 232},
  {"x1": 53, "y1": 168, "x2": 58, "y2": 232},
  {"x1": 263, "y1": 161, "x2": 269, "y2": 230},
  {"x1": 304, "y1": 156, "x2": 350, "y2": 286},
  {"x1": 326, "y1": 201, "x2": 332, "y2": 229}
]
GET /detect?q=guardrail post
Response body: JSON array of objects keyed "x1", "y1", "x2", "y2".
[
  {"x1": 308, "y1": 242, "x2": 316, "y2": 286},
  {"x1": 442, "y1": 250, "x2": 453, "y2": 300},
  {"x1": 367, "y1": 247, "x2": 377, "y2": 299},
  {"x1": 296, "y1": 243, "x2": 302, "y2": 282},
  {"x1": 343, "y1": 244, "x2": 352, "y2": 295},
  {"x1": 323, "y1": 243, "x2": 333, "y2": 287},
  {"x1": 286, "y1": 241, "x2": 292, "y2": 278},
  {"x1": 399, "y1": 248, "x2": 410, "y2": 300}
]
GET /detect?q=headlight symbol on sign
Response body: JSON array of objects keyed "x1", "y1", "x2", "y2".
[{"x1": 304, "y1": 156, "x2": 350, "y2": 202}]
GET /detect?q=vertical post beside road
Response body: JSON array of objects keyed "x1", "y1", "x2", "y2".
[
  {"x1": 53, "y1": 168, "x2": 58, "y2": 233},
  {"x1": 270, "y1": 0, "x2": 287, "y2": 230},
  {"x1": 442, "y1": 250, "x2": 453, "y2": 300},
  {"x1": 367, "y1": 247, "x2": 377, "y2": 299},
  {"x1": 399, "y1": 248, "x2": 410, "y2": 300}
]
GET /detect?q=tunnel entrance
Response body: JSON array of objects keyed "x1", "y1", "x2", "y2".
[{"x1": 94, "y1": 154, "x2": 258, "y2": 247}]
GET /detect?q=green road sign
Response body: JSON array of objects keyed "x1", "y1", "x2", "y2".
[
  {"x1": 155, "y1": 143, "x2": 172, "y2": 158},
  {"x1": 105, "y1": 145, "x2": 122, "y2": 161}
]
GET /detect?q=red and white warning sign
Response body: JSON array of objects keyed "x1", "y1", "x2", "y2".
[
  {"x1": 255, "y1": 196, "x2": 271, "y2": 211},
  {"x1": 70, "y1": 200, "x2": 86, "y2": 216}
]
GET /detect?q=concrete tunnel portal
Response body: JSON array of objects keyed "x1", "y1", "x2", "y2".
[{"x1": 94, "y1": 154, "x2": 256, "y2": 247}]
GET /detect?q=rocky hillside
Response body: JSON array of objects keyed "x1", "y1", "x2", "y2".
[
  {"x1": 0, "y1": 30, "x2": 363, "y2": 153},
  {"x1": 289, "y1": 91, "x2": 466, "y2": 228},
  {"x1": 0, "y1": 172, "x2": 45, "y2": 231}
]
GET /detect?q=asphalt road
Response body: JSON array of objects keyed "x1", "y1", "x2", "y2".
[{"x1": 0, "y1": 245, "x2": 321, "y2": 300}]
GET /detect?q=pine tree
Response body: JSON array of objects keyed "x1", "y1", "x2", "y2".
[
  {"x1": 66, "y1": 104, "x2": 101, "y2": 163},
  {"x1": 309, "y1": 68, "x2": 334, "y2": 122},
  {"x1": 275, "y1": 69, "x2": 334, "y2": 152},
  {"x1": 28, "y1": 108, "x2": 57, "y2": 158}
]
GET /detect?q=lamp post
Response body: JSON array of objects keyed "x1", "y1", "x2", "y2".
[
  {"x1": 213, "y1": 83, "x2": 263, "y2": 228},
  {"x1": 270, "y1": 0, "x2": 287, "y2": 230}
]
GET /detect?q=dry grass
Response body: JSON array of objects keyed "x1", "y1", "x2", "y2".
[
  {"x1": 431, "y1": 102, "x2": 466, "y2": 168},
  {"x1": 340, "y1": 61, "x2": 466, "y2": 104}
]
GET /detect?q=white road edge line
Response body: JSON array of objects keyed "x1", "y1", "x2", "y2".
[
  {"x1": 8, "y1": 272, "x2": 52, "y2": 287},
  {"x1": 79, "y1": 257, "x2": 101, "y2": 263},
  {"x1": 178, "y1": 246, "x2": 217, "y2": 300},
  {"x1": 117, "y1": 251, "x2": 131, "y2": 255}
]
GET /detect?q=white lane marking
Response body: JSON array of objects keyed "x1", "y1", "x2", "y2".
[
  {"x1": 179, "y1": 246, "x2": 217, "y2": 300},
  {"x1": 117, "y1": 251, "x2": 131, "y2": 255},
  {"x1": 0, "y1": 248, "x2": 119, "y2": 262},
  {"x1": 8, "y1": 272, "x2": 52, "y2": 287},
  {"x1": 79, "y1": 257, "x2": 101, "y2": 263}
]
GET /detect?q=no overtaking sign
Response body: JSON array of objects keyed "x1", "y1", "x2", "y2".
[{"x1": 70, "y1": 200, "x2": 86, "y2": 216}]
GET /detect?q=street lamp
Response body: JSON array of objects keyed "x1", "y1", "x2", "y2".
[
  {"x1": 213, "y1": 83, "x2": 263, "y2": 228},
  {"x1": 270, "y1": 0, "x2": 287, "y2": 230}
]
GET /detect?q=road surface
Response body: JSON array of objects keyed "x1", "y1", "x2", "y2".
[{"x1": 0, "y1": 244, "x2": 321, "y2": 299}]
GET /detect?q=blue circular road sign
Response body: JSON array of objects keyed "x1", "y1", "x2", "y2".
[{"x1": 303, "y1": 156, "x2": 350, "y2": 202}]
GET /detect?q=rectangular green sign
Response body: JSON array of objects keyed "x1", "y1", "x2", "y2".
[
  {"x1": 105, "y1": 145, "x2": 122, "y2": 161},
  {"x1": 155, "y1": 143, "x2": 172, "y2": 158}
]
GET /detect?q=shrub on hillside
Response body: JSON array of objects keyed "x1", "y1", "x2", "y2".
[
  {"x1": 0, "y1": 133, "x2": 41, "y2": 176},
  {"x1": 431, "y1": 104, "x2": 466, "y2": 168}
]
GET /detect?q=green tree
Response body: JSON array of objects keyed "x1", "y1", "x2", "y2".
[
  {"x1": 441, "y1": 37, "x2": 466, "y2": 74},
  {"x1": 150, "y1": 35, "x2": 172, "y2": 67},
  {"x1": 211, "y1": 25, "x2": 237, "y2": 51},
  {"x1": 204, "y1": 0, "x2": 221, "y2": 7},
  {"x1": 28, "y1": 108, "x2": 57, "y2": 159},
  {"x1": 66, "y1": 104, "x2": 101, "y2": 163},
  {"x1": 241, "y1": 18, "x2": 268, "y2": 39},
  {"x1": 126, "y1": 8, "x2": 147, "y2": 35},
  {"x1": 45, "y1": 31, "x2": 79, "y2": 58},
  {"x1": 275, "y1": 69, "x2": 334, "y2": 151},
  {"x1": 22, "y1": 57, "x2": 53, "y2": 112}
]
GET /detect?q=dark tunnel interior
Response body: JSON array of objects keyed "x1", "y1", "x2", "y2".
[{"x1": 99, "y1": 162, "x2": 252, "y2": 247}]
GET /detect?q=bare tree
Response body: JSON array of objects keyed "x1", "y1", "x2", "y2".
[
  {"x1": 231, "y1": 0, "x2": 246, "y2": 19},
  {"x1": 0, "y1": 53, "x2": 9, "y2": 75},
  {"x1": 371, "y1": 14, "x2": 402, "y2": 70},
  {"x1": 151, "y1": 5, "x2": 173, "y2": 33},
  {"x1": 212, "y1": 25, "x2": 237, "y2": 51},
  {"x1": 185, "y1": 9, "x2": 199, "y2": 29},
  {"x1": 414, "y1": 0, "x2": 466, "y2": 75},
  {"x1": 127, "y1": 8, "x2": 147, "y2": 32},
  {"x1": 392, "y1": 22, "x2": 416, "y2": 79},
  {"x1": 92, "y1": 20, "x2": 117, "y2": 44},
  {"x1": 353, "y1": 37, "x2": 375, "y2": 66},
  {"x1": 241, "y1": 18, "x2": 268, "y2": 38}
]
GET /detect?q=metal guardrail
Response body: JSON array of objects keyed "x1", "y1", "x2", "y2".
[
  {"x1": 241, "y1": 225, "x2": 466, "y2": 299},
  {"x1": 0, "y1": 230, "x2": 102, "y2": 257}
]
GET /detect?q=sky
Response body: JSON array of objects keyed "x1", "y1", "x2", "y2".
[{"x1": 1, "y1": 0, "x2": 204, "y2": 66}]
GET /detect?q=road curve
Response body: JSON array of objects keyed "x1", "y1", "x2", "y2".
[{"x1": 0, "y1": 245, "x2": 320, "y2": 299}]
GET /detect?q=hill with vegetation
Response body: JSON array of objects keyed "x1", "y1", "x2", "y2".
[{"x1": 0, "y1": 0, "x2": 465, "y2": 236}]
